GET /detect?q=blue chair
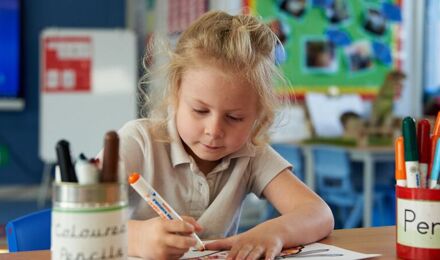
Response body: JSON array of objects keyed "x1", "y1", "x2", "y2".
[
  {"x1": 6, "y1": 208, "x2": 51, "y2": 252},
  {"x1": 271, "y1": 143, "x2": 304, "y2": 181},
  {"x1": 312, "y1": 146, "x2": 387, "y2": 228}
]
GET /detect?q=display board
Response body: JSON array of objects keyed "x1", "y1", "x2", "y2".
[
  {"x1": 39, "y1": 29, "x2": 137, "y2": 162},
  {"x1": 245, "y1": 0, "x2": 403, "y2": 99}
]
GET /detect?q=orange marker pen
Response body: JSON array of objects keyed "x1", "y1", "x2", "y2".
[
  {"x1": 433, "y1": 111, "x2": 440, "y2": 136},
  {"x1": 395, "y1": 136, "x2": 406, "y2": 187},
  {"x1": 128, "y1": 173, "x2": 205, "y2": 251}
]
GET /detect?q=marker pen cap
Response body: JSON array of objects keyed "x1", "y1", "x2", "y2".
[
  {"x1": 395, "y1": 136, "x2": 406, "y2": 182},
  {"x1": 430, "y1": 135, "x2": 440, "y2": 174},
  {"x1": 433, "y1": 111, "x2": 440, "y2": 136},
  {"x1": 417, "y1": 119, "x2": 431, "y2": 163},
  {"x1": 431, "y1": 140, "x2": 440, "y2": 182},
  {"x1": 402, "y1": 117, "x2": 418, "y2": 161},
  {"x1": 54, "y1": 165, "x2": 61, "y2": 183},
  {"x1": 75, "y1": 160, "x2": 99, "y2": 185}
]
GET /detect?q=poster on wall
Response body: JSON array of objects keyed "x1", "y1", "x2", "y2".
[
  {"x1": 42, "y1": 36, "x2": 92, "y2": 93},
  {"x1": 244, "y1": 0, "x2": 403, "y2": 100}
]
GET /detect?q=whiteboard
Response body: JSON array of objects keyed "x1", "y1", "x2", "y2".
[{"x1": 39, "y1": 29, "x2": 137, "y2": 162}]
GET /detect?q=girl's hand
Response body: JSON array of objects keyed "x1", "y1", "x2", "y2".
[
  {"x1": 130, "y1": 216, "x2": 203, "y2": 260},
  {"x1": 204, "y1": 224, "x2": 283, "y2": 260}
]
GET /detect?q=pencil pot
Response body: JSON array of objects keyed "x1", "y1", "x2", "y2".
[
  {"x1": 396, "y1": 186, "x2": 440, "y2": 259},
  {"x1": 51, "y1": 183, "x2": 128, "y2": 260}
]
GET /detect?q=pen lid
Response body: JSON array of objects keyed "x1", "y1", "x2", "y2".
[
  {"x1": 395, "y1": 136, "x2": 406, "y2": 180},
  {"x1": 402, "y1": 117, "x2": 418, "y2": 161},
  {"x1": 434, "y1": 111, "x2": 440, "y2": 136},
  {"x1": 417, "y1": 119, "x2": 431, "y2": 163}
]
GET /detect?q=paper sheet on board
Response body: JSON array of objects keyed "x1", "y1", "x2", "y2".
[{"x1": 305, "y1": 93, "x2": 364, "y2": 137}]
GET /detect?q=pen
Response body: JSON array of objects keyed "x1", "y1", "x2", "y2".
[
  {"x1": 75, "y1": 153, "x2": 100, "y2": 185},
  {"x1": 434, "y1": 111, "x2": 440, "y2": 136},
  {"x1": 402, "y1": 117, "x2": 420, "y2": 188},
  {"x1": 395, "y1": 136, "x2": 406, "y2": 187},
  {"x1": 128, "y1": 172, "x2": 205, "y2": 251},
  {"x1": 429, "y1": 135, "x2": 439, "y2": 183},
  {"x1": 55, "y1": 140, "x2": 78, "y2": 182},
  {"x1": 101, "y1": 131, "x2": 119, "y2": 183},
  {"x1": 431, "y1": 138, "x2": 440, "y2": 189},
  {"x1": 417, "y1": 119, "x2": 430, "y2": 188}
]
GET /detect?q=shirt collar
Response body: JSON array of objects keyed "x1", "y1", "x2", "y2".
[
  {"x1": 168, "y1": 116, "x2": 191, "y2": 167},
  {"x1": 167, "y1": 116, "x2": 257, "y2": 168}
]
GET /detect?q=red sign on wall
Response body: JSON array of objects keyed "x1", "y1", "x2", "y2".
[{"x1": 42, "y1": 36, "x2": 92, "y2": 93}]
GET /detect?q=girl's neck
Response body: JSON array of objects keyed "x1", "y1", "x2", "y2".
[{"x1": 182, "y1": 143, "x2": 220, "y2": 175}]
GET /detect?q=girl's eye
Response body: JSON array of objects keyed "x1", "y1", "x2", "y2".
[
  {"x1": 227, "y1": 115, "x2": 243, "y2": 122},
  {"x1": 193, "y1": 109, "x2": 208, "y2": 114}
]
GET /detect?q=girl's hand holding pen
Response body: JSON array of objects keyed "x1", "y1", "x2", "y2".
[
  {"x1": 129, "y1": 216, "x2": 203, "y2": 260},
  {"x1": 205, "y1": 223, "x2": 283, "y2": 260}
]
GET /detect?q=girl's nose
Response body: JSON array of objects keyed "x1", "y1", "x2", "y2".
[{"x1": 205, "y1": 116, "x2": 224, "y2": 139}]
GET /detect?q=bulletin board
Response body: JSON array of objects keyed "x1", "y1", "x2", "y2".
[
  {"x1": 245, "y1": 0, "x2": 403, "y2": 99},
  {"x1": 39, "y1": 29, "x2": 137, "y2": 162}
]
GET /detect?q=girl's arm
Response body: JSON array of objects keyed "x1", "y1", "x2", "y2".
[
  {"x1": 205, "y1": 169, "x2": 334, "y2": 260},
  {"x1": 261, "y1": 168, "x2": 334, "y2": 246}
]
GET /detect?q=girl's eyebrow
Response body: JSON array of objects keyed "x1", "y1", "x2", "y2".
[{"x1": 191, "y1": 98, "x2": 245, "y2": 112}]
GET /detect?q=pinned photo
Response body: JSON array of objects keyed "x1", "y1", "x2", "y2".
[
  {"x1": 325, "y1": 0, "x2": 350, "y2": 24},
  {"x1": 363, "y1": 8, "x2": 387, "y2": 36},
  {"x1": 279, "y1": 0, "x2": 307, "y2": 18},
  {"x1": 304, "y1": 39, "x2": 338, "y2": 73},
  {"x1": 344, "y1": 40, "x2": 374, "y2": 72}
]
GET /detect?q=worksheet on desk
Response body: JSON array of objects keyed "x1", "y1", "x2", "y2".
[{"x1": 128, "y1": 242, "x2": 380, "y2": 259}]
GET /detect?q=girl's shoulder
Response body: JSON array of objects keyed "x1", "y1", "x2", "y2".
[
  {"x1": 120, "y1": 118, "x2": 153, "y2": 132},
  {"x1": 120, "y1": 118, "x2": 170, "y2": 143}
]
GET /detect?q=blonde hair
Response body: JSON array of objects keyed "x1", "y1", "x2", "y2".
[{"x1": 140, "y1": 10, "x2": 285, "y2": 145}]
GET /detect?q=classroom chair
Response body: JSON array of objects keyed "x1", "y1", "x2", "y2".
[
  {"x1": 6, "y1": 208, "x2": 51, "y2": 252},
  {"x1": 312, "y1": 146, "x2": 387, "y2": 228},
  {"x1": 271, "y1": 143, "x2": 304, "y2": 181}
]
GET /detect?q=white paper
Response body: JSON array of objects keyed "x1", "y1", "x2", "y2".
[
  {"x1": 128, "y1": 242, "x2": 380, "y2": 260},
  {"x1": 305, "y1": 93, "x2": 364, "y2": 137}
]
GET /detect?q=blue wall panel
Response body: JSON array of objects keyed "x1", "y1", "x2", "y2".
[{"x1": 0, "y1": 0, "x2": 125, "y2": 184}]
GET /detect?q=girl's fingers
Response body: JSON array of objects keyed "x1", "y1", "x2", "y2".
[
  {"x1": 181, "y1": 216, "x2": 203, "y2": 232},
  {"x1": 245, "y1": 245, "x2": 265, "y2": 260},
  {"x1": 165, "y1": 244, "x2": 190, "y2": 256},
  {"x1": 162, "y1": 219, "x2": 195, "y2": 233},
  {"x1": 163, "y1": 233, "x2": 197, "y2": 249},
  {"x1": 264, "y1": 246, "x2": 280, "y2": 260},
  {"x1": 204, "y1": 237, "x2": 234, "y2": 250},
  {"x1": 232, "y1": 244, "x2": 253, "y2": 260}
]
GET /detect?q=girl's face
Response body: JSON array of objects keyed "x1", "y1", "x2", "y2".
[{"x1": 175, "y1": 64, "x2": 258, "y2": 171}]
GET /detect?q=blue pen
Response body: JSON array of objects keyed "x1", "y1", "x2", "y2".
[{"x1": 431, "y1": 140, "x2": 440, "y2": 189}]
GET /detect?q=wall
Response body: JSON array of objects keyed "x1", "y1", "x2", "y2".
[{"x1": 0, "y1": 0, "x2": 125, "y2": 184}]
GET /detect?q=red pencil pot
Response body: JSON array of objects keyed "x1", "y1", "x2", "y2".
[{"x1": 396, "y1": 186, "x2": 440, "y2": 259}]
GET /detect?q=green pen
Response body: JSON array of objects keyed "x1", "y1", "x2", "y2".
[{"x1": 402, "y1": 117, "x2": 420, "y2": 188}]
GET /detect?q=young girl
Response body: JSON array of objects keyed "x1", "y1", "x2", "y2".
[{"x1": 118, "y1": 10, "x2": 333, "y2": 260}]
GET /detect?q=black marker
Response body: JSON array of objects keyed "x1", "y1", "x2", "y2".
[{"x1": 55, "y1": 140, "x2": 78, "y2": 182}]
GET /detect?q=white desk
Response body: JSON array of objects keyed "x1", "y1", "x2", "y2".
[{"x1": 301, "y1": 144, "x2": 394, "y2": 227}]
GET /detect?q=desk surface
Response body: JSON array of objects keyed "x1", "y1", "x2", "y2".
[{"x1": 0, "y1": 226, "x2": 398, "y2": 259}]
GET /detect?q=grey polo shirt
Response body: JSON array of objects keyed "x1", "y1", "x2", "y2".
[{"x1": 117, "y1": 118, "x2": 291, "y2": 239}]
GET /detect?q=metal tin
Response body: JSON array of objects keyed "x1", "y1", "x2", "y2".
[
  {"x1": 52, "y1": 183, "x2": 128, "y2": 208},
  {"x1": 51, "y1": 183, "x2": 128, "y2": 260}
]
